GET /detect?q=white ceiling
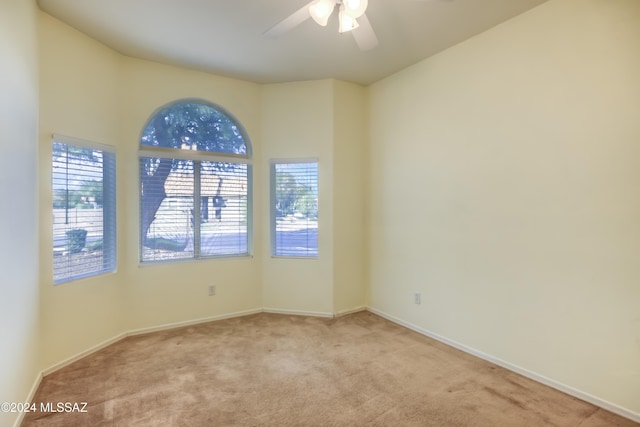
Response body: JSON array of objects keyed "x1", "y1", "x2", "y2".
[{"x1": 36, "y1": 0, "x2": 548, "y2": 86}]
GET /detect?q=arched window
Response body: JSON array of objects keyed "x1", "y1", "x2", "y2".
[{"x1": 139, "y1": 100, "x2": 252, "y2": 263}]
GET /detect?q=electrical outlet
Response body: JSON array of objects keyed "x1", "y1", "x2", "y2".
[
  {"x1": 413, "y1": 292, "x2": 421, "y2": 305},
  {"x1": 208, "y1": 285, "x2": 216, "y2": 296}
]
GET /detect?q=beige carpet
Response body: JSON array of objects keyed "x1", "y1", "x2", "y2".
[{"x1": 23, "y1": 312, "x2": 638, "y2": 426}]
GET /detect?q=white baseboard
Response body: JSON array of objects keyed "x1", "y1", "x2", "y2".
[
  {"x1": 41, "y1": 308, "x2": 263, "y2": 377},
  {"x1": 13, "y1": 372, "x2": 43, "y2": 427},
  {"x1": 335, "y1": 306, "x2": 367, "y2": 317},
  {"x1": 37, "y1": 307, "x2": 337, "y2": 384},
  {"x1": 127, "y1": 308, "x2": 263, "y2": 336},
  {"x1": 263, "y1": 307, "x2": 334, "y2": 318},
  {"x1": 366, "y1": 307, "x2": 640, "y2": 424},
  {"x1": 41, "y1": 332, "x2": 127, "y2": 377}
]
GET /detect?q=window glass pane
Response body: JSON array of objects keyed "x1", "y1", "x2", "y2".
[
  {"x1": 141, "y1": 158, "x2": 194, "y2": 262},
  {"x1": 199, "y1": 162, "x2": 249, "y2": 257},
  {"x1": 140, "y1": 102, "x2": 247, "y2": 155},
  {"x1": 53, "y1": 141, "x2": 116, "y2": 283},
  {"x1": 272, "y1": 162, "x2": 318, "y2": 257},
  {"x1": 140, "y1": 158, "x2": 250, "y2": 262}
]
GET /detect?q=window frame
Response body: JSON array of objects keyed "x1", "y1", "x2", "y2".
[
  {"x1": 52, "y1": 134, "x2": 117, "y2": 284},
  {"x1": 270, "y1": 158, "x2": 319, "y2": 259},
  {"x1": 138, "y1": 99, "x2": 253, "y2": 265}
]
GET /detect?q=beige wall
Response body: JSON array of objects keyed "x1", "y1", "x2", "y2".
[
  {"x1": 333, "y1": 80, "x2": 367, "y2": 315},
  {"x1": 38, "y1": 11, "x2": 125, "y2": 369},
  {"x1": 38, "y1": 12, "x2": 265, "y2": 363},
  {"x1": 0, "y1": 1, "x2": 40, "y2": 426},
  {"x1": 260, "y1": 80, "x2": 367, "y2": 316},
  {"x1": 261, "y1": 80, "x2": 335, "y2": 315},
  {"x1": 119, "y1": 58, "x2": 263, "y2": 330},
  {"x1": 368, "y1": 0, "x2": 640, "y2": 415}
]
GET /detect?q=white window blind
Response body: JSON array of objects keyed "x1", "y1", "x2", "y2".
[
  {"x1": 271, "y1": 161, "x2": 318, "y2": 257},
  {"x1": 141, "y1": 159, "x2": 194, "y2": 262},
  {"x1": 199, "y1": 162, "x2": 249, "y2": 257},
  {"x1": 52, "y1": 137, "x2": 116, "y2": 284},
  {"x1": 140, "y1": 158, "x2": 250, "y2": 262}
]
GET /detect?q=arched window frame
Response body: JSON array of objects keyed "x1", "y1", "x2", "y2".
[{"x1": 138, "y1": 99, "x2": 253, "y2": 263}]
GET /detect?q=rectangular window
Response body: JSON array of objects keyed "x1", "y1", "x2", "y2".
[
  {"x1": 52, "y1": 136, "x2": 116, "y2": 284},
  {"x1": 199, "y1": 162, "x2": 249, "y2": 257},
  {"x1": 140, "y1": 158, "x2": 250, "y2": 263},
  {"x1": 271, "y1": 161, "x2": 318, "y2": 258}
]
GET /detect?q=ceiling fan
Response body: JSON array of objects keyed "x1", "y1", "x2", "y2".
[
  {"x1": 263, "y1": 0, "x2": 378, "y2": 51},
  {"x1": 263, "y1": 0, "x2": 453, "y2": 51}
]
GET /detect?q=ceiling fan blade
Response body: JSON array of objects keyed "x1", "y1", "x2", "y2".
[
  {"x1": 263, "y1": 1, "x2": 314, "y2": 38},
  {"x1": 351, "y1": 13, "x2": 378, "y2": 51}
]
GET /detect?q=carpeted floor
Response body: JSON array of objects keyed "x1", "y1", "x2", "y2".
[{"x1": 22, "y1": 312, "x2": 638, "y2": 426}]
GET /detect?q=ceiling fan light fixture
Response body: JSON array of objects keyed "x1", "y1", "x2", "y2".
[
  {"x1": 342, "y1": 0, "x2": 368, "y2": 18},
  {"x1": 338, "y1": 6, "x2": 360, "y2": 33},
  {"x1": 309, "y1": 0, "x2": 335, "y2": 26}
]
